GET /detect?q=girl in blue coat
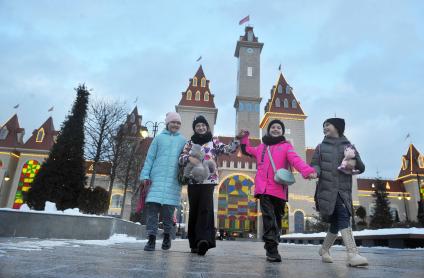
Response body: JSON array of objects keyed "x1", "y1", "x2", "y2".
[{"x1": 140, "y1": 112, "x2": 186, "y2": 251}]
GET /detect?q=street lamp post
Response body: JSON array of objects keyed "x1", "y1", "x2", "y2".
[
  {"x1": 144, "y1": 121, "x2": 165, "y2": 138},
  {"x1": 417, "y1": 174, "x2": 424, "y2": 224}
]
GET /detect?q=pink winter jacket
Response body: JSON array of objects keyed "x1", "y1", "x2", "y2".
[{"x1": 240, "y1": 135, "x2": 316, "y2": 201}]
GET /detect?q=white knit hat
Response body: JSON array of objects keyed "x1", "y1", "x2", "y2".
[{"x1": 165, "y1": 112, "x2": 182, "y2": 124}]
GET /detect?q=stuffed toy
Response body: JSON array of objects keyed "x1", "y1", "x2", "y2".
[
  {"x1": 183, "y1": 144, "x2": 217, "y2": 183},
  {"x1": 338, "y1": 145, "x2": 360, "y2": 175}
]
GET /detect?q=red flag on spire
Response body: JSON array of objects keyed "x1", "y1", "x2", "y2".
[{"x1": 239, "y1": 15, "x2": 250, "y2": 25}]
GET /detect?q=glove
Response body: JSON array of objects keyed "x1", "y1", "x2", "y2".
[{"x1": 142, "y1": 179, "x2": 151, "y2": 186}]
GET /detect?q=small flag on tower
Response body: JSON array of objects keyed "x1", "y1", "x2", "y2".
[
  {"x1": 196, "y1": 56, "x2": 202, "y2": 62},
  {"x1": 278, "y1": 64, "x2": 281, "y2": 71},
  {"x1": 405, "y1": 133, "x2": 411, "y2": 141},
  {"x1": 48, "y1": 106, "x2": 54, "y2": 112},
  {"x1": 134, "y1": 97, "x2": 138, "y2": 104},
  {"x1": 239, "y1": 15, "x2": 250, "y2": 25},
  {"x1": 13, "y1": 104, "x2": 19, "y2": 109}
]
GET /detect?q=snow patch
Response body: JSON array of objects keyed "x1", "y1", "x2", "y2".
[
  {"x1": 281, "y1": 228, "x2": 424, "y2": 238},
  {"x1": 0, "y1": 234, "x2": 146, "y2": 253},
  {"x1": 1, "y1": 201, "x2": 110, "y2": 218}
]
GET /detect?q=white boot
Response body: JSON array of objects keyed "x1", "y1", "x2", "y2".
[
  {"x1": 340, "y1": 227, "x2": 368, "y2": 267},
  {"x1": 319, "y1": 232, "x2": 338, "y2": 263}
]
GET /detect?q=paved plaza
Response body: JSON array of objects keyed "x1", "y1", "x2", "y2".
[{"x1": 1, "y1": 237, "x2": 424, "y2": 278}]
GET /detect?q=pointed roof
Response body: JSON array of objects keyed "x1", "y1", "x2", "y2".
[
  {"x1": 21, "y1": 117, "x2": 58, "y2": 151},
  {"x1": 397, "y1": 144, "x2": 424, "y2": 181},
  {"x1": 178, "y1": 65, "x2": 216, "y2": 108},
  {"x1": 260, "y1": 72, "x2": 306, "y2": 127},
  {"x1": 121, "y1": 106, "x2": 143, "y2": 138},
  {"x1": 0, "y1": 114, "x2": 25, "y2": 149}
]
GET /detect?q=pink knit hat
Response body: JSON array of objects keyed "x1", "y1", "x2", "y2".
[{"x1": 165, "y1": 112, "x2": 182, "y2": 124}]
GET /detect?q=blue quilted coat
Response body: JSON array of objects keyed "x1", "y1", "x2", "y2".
[{"x1": 140, "y1": 129, "x2": 186, "y2": 206}]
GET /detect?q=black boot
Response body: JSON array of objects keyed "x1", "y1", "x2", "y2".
[
  {"x1": 144, "y1": 235, "x2": 156, "y2": 251},
  {"x1": 162, "y1": 233, "x2": 171, "y2": 250},
  {"x1": 266, "y1": 245, "x2": 282, "y2": 262},
  {"x1": 197, "y1": 240, "x2": 209, "y2": 256}
]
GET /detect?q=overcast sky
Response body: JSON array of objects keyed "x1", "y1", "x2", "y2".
[{"x1": 1, "y1": 0, "x2": 423, "y2": 179}]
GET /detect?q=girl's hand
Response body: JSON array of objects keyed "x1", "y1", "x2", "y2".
[
  {"x1": 236, "y1": 129, "x2": 249, "y2": 139},
  {"x1": 307, "y1": 172, "x2": 318, "y2": 179},
  {"x1": 141, "y1": 179, "x2": 151, "y2": 186}
]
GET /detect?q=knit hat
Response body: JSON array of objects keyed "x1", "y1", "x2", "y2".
[
  {"x1": 323, "y1": 118, "x2": 345, "y2": 135},
  {"x1": 267, "y1": 119, "x2": 285, "y2": 135},
  {"x1": 165, "y1": 112, "x2": 181, "y2": 124},
  {"x1": 192, "y1": 115, "x2": 209, "y2": 131}
]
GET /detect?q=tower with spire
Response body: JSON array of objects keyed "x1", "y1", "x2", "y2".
[
  {"x1": 176, "y1": 65, "x2": 218, "y2": 138},
  {"x1": 260, "y1": 72, "x2": 307, "y2": 160},
  {"x1": 396, "y1": 144, "x2": 424, "y2": 221},
  {"x1": 234, "y1": 26, "x2": 263, "y2": 138}
]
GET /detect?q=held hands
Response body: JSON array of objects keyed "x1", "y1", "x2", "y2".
[
  {"x1": 236, "y1": 129, "x2": 249, "y2": 140},
  {"x1": 307, "y1": 172, "x2": 318, "y2": 180},
  {"x1": 141, "y1": 179, "x2": 151, "y2": 187}
]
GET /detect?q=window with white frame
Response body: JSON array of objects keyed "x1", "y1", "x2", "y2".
[
  {"x1": 278, "y1": 84, "x2": 283, "y2": 94},
  {"x1": 247, "y1": 67, "x2": 253, "y2": 77},
  {"x1": 0, "y1": 127, "x2": 8, "y2": 140},
  {"x1": 186, "y1": 90, "x2": 192, "y2": 100}
]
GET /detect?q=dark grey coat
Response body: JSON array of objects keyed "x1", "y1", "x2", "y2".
[{"x1": 311, "y1": 136, "x2": 365, "y2": 222}]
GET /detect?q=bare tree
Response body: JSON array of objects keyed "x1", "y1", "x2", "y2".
[{"x1": 85, "y1": 99, "x2": 127, "y2": 189}]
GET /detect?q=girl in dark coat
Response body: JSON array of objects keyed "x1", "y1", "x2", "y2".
[
  {"x1": 179, "y1": 115, "x2": 239, "y2": 256},
  {"x1": 311, "y1": 118, "x2": 368, "y2": 267}
]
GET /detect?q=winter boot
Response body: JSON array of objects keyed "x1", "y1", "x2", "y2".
[
  {"x1": 319, "y1": 232, "x2": 338, "y2": 263},
  {"x1": 265, "y1": 245, "x2": 282, "y2": 262},
  {"x1": 144, "y1": 235, "x2": 156, "y2": 251},
  {"x1": 162, "y1": 233, "x2": 171, "y2": 250},
  {"x1": 197, "y1": 240, "x2": 209, "y2": 256},
  {"x1": 340, "y1": 228, "x2": 368, "y2": 267}
]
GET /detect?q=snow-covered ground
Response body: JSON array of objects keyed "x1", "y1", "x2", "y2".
[
  {"x1": 0, "y1": 234, "x2": 148, "y2": 255},
  {"x1": 281, "y1": 227, "x2": 424, "y2": 238},
  {"x1": 0, "y1": 201, "x2": 111, "y2": 218}
]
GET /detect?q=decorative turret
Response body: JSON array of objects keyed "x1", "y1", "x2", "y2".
[
  {"x1": 176, "y1": 65, "x2": 218, "y2": 138},
  {"x1": 0, "y1": 114, "x2": 25, "y2": 149}
]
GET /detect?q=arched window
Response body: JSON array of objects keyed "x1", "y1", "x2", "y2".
[
  {"x1": 418, "y1": 155, "x2": 424, "y2": 168},
  {"x1": 195, "y1": 91, "x2": 201, "y2": 101},
  {"x1": 0, "y1": 126, "x2": 8, "y2": 140},
  {"x1": 402, "y1": 157, "x2": 409, "y2": 170},
  {"x1": 36, "y1": 128, "x2": 45, "y2": 143},
  {"x1": 201, "y1": 78, "x2": 206, "y2": 87},
  {"x1": 278, "y1": 84, "x2": 283, "y2": 94},
  {"x1": 286, "y1": 85, "x2": 292, "y2": 94},
  {"x1": 275, "y1": 98, "x2": 281, "y2": 107},
  {"x1": 294, "y1": 211, "x2": 305, "y2": 233},
  {"x1": 283, "y1": 99, "x2": 289, "y2": 108},
  {"x1": 186, "y1": 90, "x2": 192, "y2": 100},
  {"x1": 239, "y1": 102, "x2": 244, "y2": 111},
  {"x1": 292, "y1": 99, "x2": 297, "y2": 108},
  {"x1": 130, "y1": 113, "x2": 135, "y2": 123},
  {"x1": 246, "y1": 103, "x2": 252, "y2": 112},
  {"x1": 204, "y1": 91, "x2": 210, "y2": 101},
  {"x1": 192, "y1": 77, "x2": 198, "y2": 86}
]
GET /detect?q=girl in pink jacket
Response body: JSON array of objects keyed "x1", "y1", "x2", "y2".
[{"x1": 238, "y1": 119, "x2": 316, "y2": 262}]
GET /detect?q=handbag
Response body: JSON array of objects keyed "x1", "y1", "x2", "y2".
[
  {"x1": 135, "y1": 181, "x2": 151, "y2": 213},
  {"x1": 266, "y1": 146, "x2": 295, "y2": 185}
]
